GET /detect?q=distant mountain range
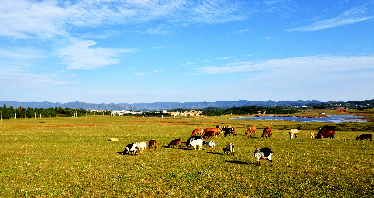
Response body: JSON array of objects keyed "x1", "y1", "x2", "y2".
[
  {"x1": 1, "y1": 99, "x2": 373, "y2": 111},
  {"x1": 0, "y1": 100, "x2": 326, "y2": 111}
]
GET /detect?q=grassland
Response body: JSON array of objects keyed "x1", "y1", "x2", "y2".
[{"x1": 0, "y1": 114, "x2": 373, "y2": 197}]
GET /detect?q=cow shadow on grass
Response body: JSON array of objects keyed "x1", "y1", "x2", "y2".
[
  {"x1": 162, "y1": 146, "x2": 183, "y2": 149},
  {"x1": 206, "y1": 152, "x2": 223, "y2": 155},
  {"x1": 225, "y1": 160, "x2": 255, "y2": 165},
  {"x1": 117, "y1": 151, "x2": 138, "y2": 155}
]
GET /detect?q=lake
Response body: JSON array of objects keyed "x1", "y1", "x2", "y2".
[{"x1": 230, "y1": 115, "x2": 368, "y2": 123}]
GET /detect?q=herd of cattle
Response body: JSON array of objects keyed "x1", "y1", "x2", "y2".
[{"x1": 119, "y1": 125, "x2": 372, "y2": 166}]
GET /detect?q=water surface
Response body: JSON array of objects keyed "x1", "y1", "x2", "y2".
[{"x1": 230, "y1": 115, "x2": 367, "y2": 123}]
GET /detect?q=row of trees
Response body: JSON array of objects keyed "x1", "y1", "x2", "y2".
[
  {"x1": 0, "y1": 105, "x2": 110, "y2": 119},
  {"x1": 0, "y1": 104, "x2": 299, "y2": 119}
]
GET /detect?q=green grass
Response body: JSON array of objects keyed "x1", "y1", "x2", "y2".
[{"x1": 1, "y1": 115, "x2": 373, "y2": 197}]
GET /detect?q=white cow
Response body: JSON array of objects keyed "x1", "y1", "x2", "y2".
[
  {"x1": 189, "y1": 139, "x2": 204, "y2": 150},
  {"x1": 205, "y1": 141, "x2": 216, "y2": 149},
  {"x1": 289, "y1": 129, "x2": 298, "y2": 139},
  {"x1": 136, "y1": 142, "x2": 147, "y2": 152},
  {"x1": 123, "y1": 143, "x2": 139, "y2": 155}
]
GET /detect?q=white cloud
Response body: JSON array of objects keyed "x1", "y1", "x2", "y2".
[
  {"x1": 0, "y1": 0, "x2": 249, "y2": 40},
  {"x1": 217, "y1": 57, "x2": 229, "y2": 60},
  {"x1": 182, "y1": 62, "x2": 194, "y2": 67},
  {"x1": 153, "y1": 69, "x2": 164, "y2": 73},
  {"x1": 146, "y1": 25, "x2": 172, "y2": 36},
  {"x1": 288, "y1": 1, "x2": 374, "y2": 31},
  {"x1": 197, "y1": 55, "x2": 374, "y2": 75},
  {"x1": 232, "y1": 29, "x2": 249, "y2": 34},
  {"x1": 0, "y1": 48, "x2": 45, "y2": 59},
  {"x1": 132, "y1": 72, "x2": 146, "y2": 77},
  {"x1": 0, "y1": 71, "x2": 72, "y2": 89},
  {"x1": 0, "y1": 0, "x2": 67, "y2": 39},
  {"x1": 200, "y1": 55, "x2": 374, "y2": 101},
  {"x1": 131, "y1": 69, "x2": 164, "y2": 76},
  {"x1": 186, "y1": 0, "x2": 248, "y2": 24},
  {"x1": 55, "y1": 39, "x2": 137, "y2": 70}
]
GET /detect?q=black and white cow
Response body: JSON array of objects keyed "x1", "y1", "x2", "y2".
[
  {"x1": 122, "y1": 143, "x2": 139, "y2": 155},
  {"x1": 254, "y1": 147, "x2": 273, "y2": 166}
]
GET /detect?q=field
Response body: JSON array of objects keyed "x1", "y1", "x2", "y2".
[{"x1": 1, "y1": 114, "x2": 374, "y2": 197}]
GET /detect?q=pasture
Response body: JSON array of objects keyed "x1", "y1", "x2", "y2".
[{"x1": 0, "y1": 115, "x2": 373, "y2": 197}]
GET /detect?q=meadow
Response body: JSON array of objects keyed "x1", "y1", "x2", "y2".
[{"x1": 0, "y1": 114, "x2": 373, "y2": 197}]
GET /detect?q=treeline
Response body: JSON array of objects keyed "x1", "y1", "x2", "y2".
[
  {"x1": 0, "y1": 105, "x2": 110, "y2": 119},
  {"x1": 201, "y1": 106, "x2": 299, "y2": 116}
]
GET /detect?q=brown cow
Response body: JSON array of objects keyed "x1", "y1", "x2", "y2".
[
  {"x1": 245, "y1": 127, "x2": 257, "y2": 136},
  {"x1": 356, "y1": 134, "x2": 372, "y2": 141},
  {"x1": 168, "y1": 138, "x2": 181, "y2": 148},
  {"x1": 202, "y1": 130, "x2": 216, "y2": 139},
  {"x1": 148, "y1": 139, "x2": 157, "y2": 149},
  {"x1": 315, "y1": 126, "x2": 335, "y2": 139},
  {"x1": 191, "y1": 128, "x2": 204, "y2": 137},
  {"x1": 204, "y1": 128, "x2": 221, "y2": 138},
  {"x1": 261, "y1": 127, "x2": 272, "y2": 138}
]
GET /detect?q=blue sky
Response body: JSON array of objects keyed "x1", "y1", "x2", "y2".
[{"x1": 1, "y1": 0, "x2": 373, "y2": 104}]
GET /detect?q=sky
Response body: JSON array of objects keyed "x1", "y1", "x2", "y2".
[{"x1": 1, "y1": 0, "x2": 374, "y2": 104}]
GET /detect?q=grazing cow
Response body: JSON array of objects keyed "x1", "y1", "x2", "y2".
[
  {"x1": 245, "y1": 127, "x2": 257, "y2": 136},
  {"x1": 202, "y1": 131, "x2": 215, "y2": 139},
  {"x1": 148, "y1": 139, "x2": 157, "y2": 149},
  {"x1": 191, "y1": 128, "x2": 204, "y2": 137},
  {"x1": 310, "y1": 131, "x2": 315, "y2": 139},
  {"x1": 136, "y1": 142, "x2": 147, "y2": 152},
  {"x1": 254, "y1": 147, "x2": 273, "y2": 166},
  {"x1": 204, "y1": 141, "x2": 216, "y2": 149},
  {"x1": 186, "y1": 136, "x2": 202, "y2": 147},
  {"x1": 315, "y1": 126, "x2": 335, "y2": 139},
  {"x1": 189, "y1": 139, "x2": 204, "y2": 150},
  {"x1": 223, "y1": 143, "x2": 235, "y2": 155},
  {"x1": 289, "y1": 129, "x2": 298, "y2": 139},
  {"x1": 205, "y1": 127, "x2": 222, "y2": 136},
  {"x1": 356, "y1": 134, "x2": 372, "y2": 141},
  {"x1": 168, "y1": 138, "x2": 181, "y2": 148},
  {"x1": 122, "y1": 143, "x2": 139, "y2": 155},
  {"x1": 203, "y1": 128, "x2": 221, "y2": 138},
  {"x1": 261, "y1": 127, "x2": 272, "y2": 138},
  {"x1": 222, "y1": 126, "x2": 236, "y2": 137}
]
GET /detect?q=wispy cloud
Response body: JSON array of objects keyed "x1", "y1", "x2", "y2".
[
  {"x1": 197, "y1": 55, "x2": 374, "y2": 74},
  {"x1": 131, "y1": 69, "x2": 165, "y2": 76},
  {"x1": 186, "y1": 0, "x2": 248, "y2": 24},
  {"x1": 55, "y1": 39, "x2": 137, "y2": 70},
  {"x1": 0, "y1": 71, "x2": 72, "y2": 89},
  {"x1": 182, "y1": 62, "x2": 194, "y2": 67},
  {"x1": 288, "y1": 1, "x2": 374, "y2": 31},
  {"x1": 0, "y1": 48, "x2": 45, "y2": 60},
  {"x1": 232, "y1": 29, "x2": 249, "y2": 34},
  {"x1": 217, "y1": 57, "x2": 229, "y2": 60},
  {"x1": 0, "y1": 0, "x2": 249, "y2": 40},
  {"x1": 146, "y1": 25, "x2": 172, "y2": 36},
  {"x1": 132, "y1": 72, "x2": 146, "y2": 77},
  {"x1": 0, "y1": 0, "x2": 67, "y2": 39}
]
